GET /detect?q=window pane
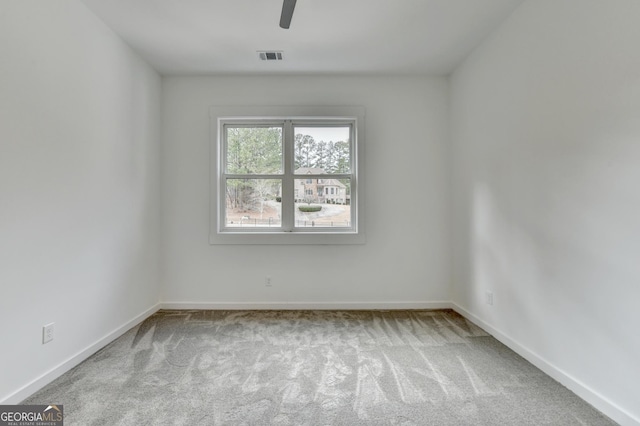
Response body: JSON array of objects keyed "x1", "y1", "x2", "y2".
[
  {"x1": 225, "y1": 179, "x2": 281, "y2": 227},
  {"x1": 294, "y1": 178, "x2": 351, "y2": 228},
  {"x1": 226, "y1": 126, "x2": 283, "y2": 174},
  {"x1": 294, "y1": 126, "x2": 350, "y2": 174}
]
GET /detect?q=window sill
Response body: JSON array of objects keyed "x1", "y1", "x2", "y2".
[{"x1": 209, "y1": 231, "x2": 366, "y2": 245}]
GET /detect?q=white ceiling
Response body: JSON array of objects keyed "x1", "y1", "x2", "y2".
[{"x1": 81, "y1": 0, "x2": 525, "y2": 75}]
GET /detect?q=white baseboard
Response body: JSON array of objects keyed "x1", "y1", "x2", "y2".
[
  {"x1": 160, "y1": 301, "x2": 454, "y2": 310},
  {"x1": 1, "y1": 303, "x2": 161, "y2": 405},
  {"x1": 451, "y1": 303, "x2": 639, "y2": 426}
]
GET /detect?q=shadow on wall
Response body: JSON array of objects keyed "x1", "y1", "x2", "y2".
[{"x1": 470, "y1": 182, "x2": 541, "y2": 340}]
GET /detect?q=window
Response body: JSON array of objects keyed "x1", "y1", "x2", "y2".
[{"x1": 210, "y1": 106, "x2": 365, "y2": 244}]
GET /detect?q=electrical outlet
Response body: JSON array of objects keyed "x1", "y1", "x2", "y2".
[
  {"x1": 265, "y1": 276, "x2": 272, "y2": 287},
  {"x1": 43, "y1": 323, "x2": 55, "y2": 344},
  {"x1": 485, "y1": 291, "x2": 494, "y2": 306}
]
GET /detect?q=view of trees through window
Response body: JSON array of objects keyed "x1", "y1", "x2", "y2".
[
  {"x1": 224, "y1": 125, "x2": 352, "y2": 228},
  {"x1": 293, "y1": 127, "x2": 351, "y2": 174}
]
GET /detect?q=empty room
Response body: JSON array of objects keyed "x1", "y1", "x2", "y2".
[{"x1": 1, "y1": 0, "x2": 638, "y2": 424}]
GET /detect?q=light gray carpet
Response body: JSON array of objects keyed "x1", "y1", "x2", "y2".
[{"x1": 23, "y1": 310, "x2": 615, "y2": 425}]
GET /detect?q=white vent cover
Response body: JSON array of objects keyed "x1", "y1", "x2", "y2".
[{"x1": 258, "y1": 51, "x2": 283, "y2": 61}]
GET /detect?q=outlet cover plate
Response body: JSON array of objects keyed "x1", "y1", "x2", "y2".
[
  {"x1": 485, "y1": 291, "x2": 494, "y2": 306},
  {"x1": 43, "y1": 323, "x2": 54, "y2": 344}
]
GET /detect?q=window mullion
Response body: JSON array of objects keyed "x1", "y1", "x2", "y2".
[{"x1": 281, "y1": 120, "x2": 294, "y2": 231}]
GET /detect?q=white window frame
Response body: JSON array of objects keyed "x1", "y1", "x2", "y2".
[{"x1": 209, "y1": 106, "x2": 365, "y2": 245}]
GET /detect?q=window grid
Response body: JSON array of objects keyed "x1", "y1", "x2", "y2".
[{"x1": 218, "y1": 119, "x2": 357, "y2": 235}]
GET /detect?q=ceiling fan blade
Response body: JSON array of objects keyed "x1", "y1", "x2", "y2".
[{"x1": 279, "y1": 0, "x2": 297, "y2": 29}]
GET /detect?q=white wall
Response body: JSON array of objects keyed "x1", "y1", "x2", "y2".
[
  {"x1": 0, "y1": 0, "x2": 161, "y2": 402},
  {"x1": 161, "y1": 76, "x2": 450, "y2": 307},
  {"x1": 450, "y1": 0, "x2": 640, "y2": 424}
]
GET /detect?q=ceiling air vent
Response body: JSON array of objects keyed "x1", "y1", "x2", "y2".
[{"x1": 258, "y1": 51, "x2": 283, "y2": 61}]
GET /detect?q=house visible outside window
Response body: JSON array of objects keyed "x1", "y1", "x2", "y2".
[{"x1": 210, "y1": 106, "x2": 365, "y2": 244}]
